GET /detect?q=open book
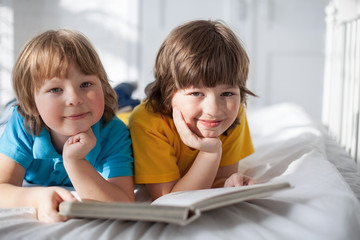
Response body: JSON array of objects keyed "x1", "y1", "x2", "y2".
[{"x1": 59, "y1": 181, "x2": 291, "y2": 226}]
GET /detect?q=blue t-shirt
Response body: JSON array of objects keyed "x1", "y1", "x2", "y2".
[{"x1": 0, "y1": 108, "x2": 133, "y2": 186}]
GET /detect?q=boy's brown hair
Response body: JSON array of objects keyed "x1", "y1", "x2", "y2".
[
  {"x1": 145, "y1": 19, "x2": 256, "y2": 116},
  {"x1": 12, "y1": 29, "x2": 118, "y2": 136}
]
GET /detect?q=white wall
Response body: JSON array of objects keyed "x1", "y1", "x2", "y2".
[
  {"x1": 13, "y1": 0, "x2": 140, "y2": 86},
  {"x1": 0, "y1": 0, "x2": 14, "y2": 107}
]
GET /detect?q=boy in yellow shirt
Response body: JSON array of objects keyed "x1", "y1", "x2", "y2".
[{"x1": 129, "y1": 20, "x2": 256, "y2": 200}]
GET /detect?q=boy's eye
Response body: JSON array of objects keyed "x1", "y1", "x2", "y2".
[
  {"x1": 221, "y1": 92, "x2": 234, "y2": 97},
  {"x1": 81, "y1": 82, "x2": 92, "y2": 88},
  {"x1": 49, "y1": 88, "x2": 62, "y2": 93},
  {"x1": 189, "y1": 92, "x2": 203, "y2": 97}
]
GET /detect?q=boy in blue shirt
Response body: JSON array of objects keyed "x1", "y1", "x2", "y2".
[{"x1": 0, "y1": 29, "x2": 134, "y2": 223}]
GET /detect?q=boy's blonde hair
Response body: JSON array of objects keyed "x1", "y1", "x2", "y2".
[
  {"x1": 145, "y1": 19, "x2": 256, "y2": 116},
  {"x1": 12, "y1": 29, "x2": 118, "y2": 136}
]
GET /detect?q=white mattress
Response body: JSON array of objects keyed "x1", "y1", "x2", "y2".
[{"x1": 0, "y1": 103, "x2": 359, "y2": 240}]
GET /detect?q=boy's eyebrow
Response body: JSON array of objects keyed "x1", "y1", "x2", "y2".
[
  {"x1": 224, "y1": 86, "x2": 239, "y2": 89},
  {"x1": 41, "y1": 76, "x2": 67, "y2": 86},
  {"x1": 44, "y1": 76, "x2": 61, "y2": 82}
]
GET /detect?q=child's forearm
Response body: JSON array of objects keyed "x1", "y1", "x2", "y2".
[
  {"x1": 0, "y1": 184, "x2": 46, "y2": 208},
  {"x1": 0, "y1": 184, "x2": 31, "y2": 207},
  {"x1": 172, "y1": 149, "x2": 222, "y2": 192},
  {"x1": 147, "y1": 149, "x2": 222, "y2": 200},
  {"x1": 62, "y1": 129, "x2": 133, "y2": 202},
  {"x1": 63, "y1": 159, "x2": 134, "y2": 202},
  {"x1": 0, "y1": 183, "x2": 76, "y2": 223}
]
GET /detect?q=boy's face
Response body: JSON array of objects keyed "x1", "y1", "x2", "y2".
[
  {"x1": 34, "y1": 62, "x2": 105, "y2": 140},
  {"x1": 171, "y1": 84, "x2": 241, "y2": 138}
]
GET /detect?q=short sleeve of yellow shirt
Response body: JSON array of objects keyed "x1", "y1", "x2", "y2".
[{"x1": 128, "y1": 102, "x2": 254, "y2": 184}]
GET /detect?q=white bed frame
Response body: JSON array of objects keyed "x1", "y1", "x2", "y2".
[{"x1": 322, "y1": 0, "x2": 360, "y2": 172}]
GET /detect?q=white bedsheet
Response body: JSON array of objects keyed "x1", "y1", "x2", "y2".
[{"x1": 0, "y1": 103, "x2": 359, "y2": 240}]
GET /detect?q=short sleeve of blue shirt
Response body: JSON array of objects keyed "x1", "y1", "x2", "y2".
[{"x1": 0, "y1": 109, "x2": 34, "y2": 169}]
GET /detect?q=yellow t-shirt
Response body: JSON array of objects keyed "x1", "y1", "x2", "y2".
[{"x1": 128, "y1": 102, "x2": 254, "y2": 184}]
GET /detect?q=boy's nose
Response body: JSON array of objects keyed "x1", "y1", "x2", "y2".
[
  {"x1": 66, "y1": 89, "x2": 83, "y2": 106},
  {"x1": 203, "y1": 96, "x2": 220, "y2": 116}
]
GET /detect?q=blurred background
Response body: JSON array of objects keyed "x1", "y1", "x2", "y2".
[{"x1": 0, "y1": 0, "x2": 329, "y2": 121}]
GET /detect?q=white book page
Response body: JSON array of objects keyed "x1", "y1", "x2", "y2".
[{"x1": 151, "y1": 183, "x2": 269, "y2": 207}]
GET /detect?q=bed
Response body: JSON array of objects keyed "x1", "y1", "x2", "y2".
[
  {"x1": 1, "y1": 0, "x2": 360, "y2": 239},
  {"x1": 0, "y1": 102, "x2": 359, "y2": 240}
]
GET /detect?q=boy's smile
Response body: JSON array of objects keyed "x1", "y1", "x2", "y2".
[
  {"x1": 64, "y1": 112, "x2": 89, "y2": 120},
  {"x1": 171, "y1": 84, "x2": 241, "y2": 138},
  {"x1": 34, "y1": 62, "x2": 105, "y2": 148},
  {"x1": 197, "y1": 119, "x2": 222, "y2": 128}
]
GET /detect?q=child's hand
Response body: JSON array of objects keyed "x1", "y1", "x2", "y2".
[
  {"x1": 63, "y1": 128, "x2": 96, "y2": 161},
  {"x1": 224, "y1": 173, "x2": 256, "y2": 187},
  {"x1": 172, "y1": 108, "x2": 221, "y2": 153},
  {"x1": 36, "y1": 187, "x2": 76, "y2": 223}
]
